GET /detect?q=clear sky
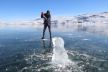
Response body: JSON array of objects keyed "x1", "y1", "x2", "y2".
[{"x1": 0, "y1": 0, "x2": 108, "y2": 21}]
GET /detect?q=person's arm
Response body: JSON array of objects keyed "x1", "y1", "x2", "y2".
[
  {"x1": 41, "y1": 12, "x2": 47, "y2": 20},
  {"x1": 43, "y1": 14, "x2": 47, "y2": 20},
  {"x1": 41, "y1": 12, "x2": 43, "y2": 18}
]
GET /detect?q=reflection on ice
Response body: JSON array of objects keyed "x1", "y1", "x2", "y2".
[{"x1": 82, "y1": 38, "x2": 90, "y2": 41}]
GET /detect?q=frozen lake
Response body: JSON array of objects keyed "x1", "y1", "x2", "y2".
[{"x1": 0, "y1": 27, "x2": 108, "y2": 72}]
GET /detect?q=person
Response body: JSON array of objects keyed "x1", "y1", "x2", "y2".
[{"x1": 41, "y1": 10, "x2": 52, "y2": 39}]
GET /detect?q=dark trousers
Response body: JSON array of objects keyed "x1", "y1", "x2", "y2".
[{"x1": 42, "y1": 24, "x2": 52, "y2": 39}]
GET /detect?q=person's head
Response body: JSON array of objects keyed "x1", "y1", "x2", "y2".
[{"x1": 47, "y1": 10, "x2": 50, "y2": 14}]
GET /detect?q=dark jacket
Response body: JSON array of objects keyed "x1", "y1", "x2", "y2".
[{"x1": 41, "y1": 12, "x2": 51, "y2": 25}]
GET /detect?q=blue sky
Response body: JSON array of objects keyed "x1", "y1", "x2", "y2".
[{"x1": 0, "y1": 0, "x2": 108, "y2": 21}]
